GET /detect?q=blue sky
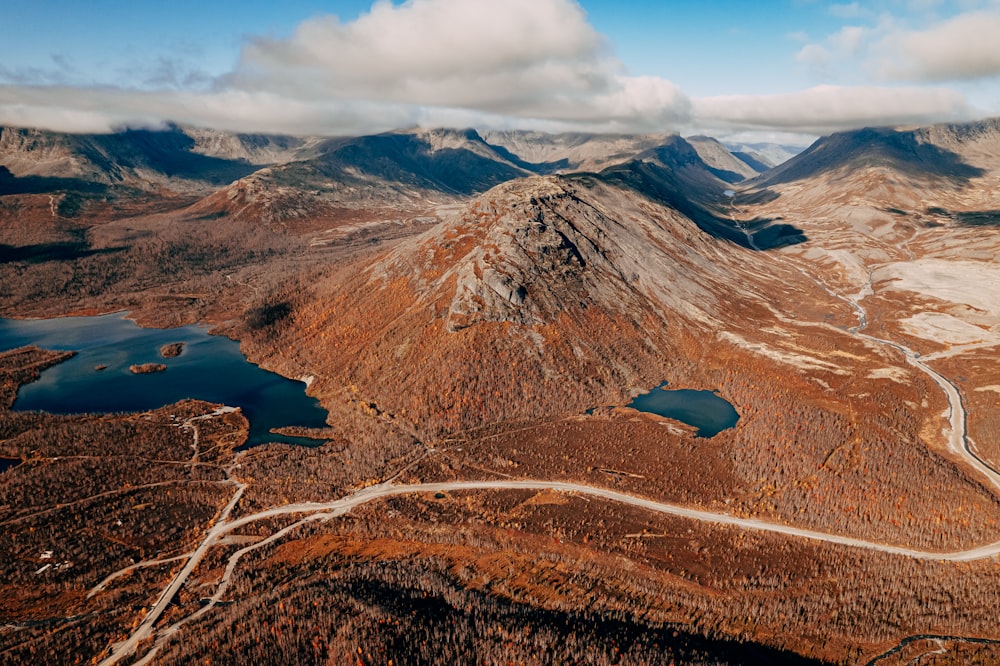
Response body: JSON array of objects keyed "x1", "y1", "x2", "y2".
[{"x1": 2, "y1": 0, "x2": 999, "y2": 140}]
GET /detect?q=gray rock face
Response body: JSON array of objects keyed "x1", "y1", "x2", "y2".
[
  {"x1": 376, "y1": 174, "x2": 750, "y2": 335},
  {"x1": 446, "y1": 182, "x2": 592, "y2": 330}
]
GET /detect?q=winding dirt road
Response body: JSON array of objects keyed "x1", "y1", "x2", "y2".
[
  {"x1": 802, "y1": 249, "x2": 1000, "y2": 495},
  {"x1": 99, "y1": 477, "x2": 1000, "y2": 665}
]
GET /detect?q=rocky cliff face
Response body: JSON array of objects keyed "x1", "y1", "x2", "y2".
[
  {"x1": 376, "y1": 175, "x2": 734, "y2": 333},
  {"x1": 183, "y1": 129, "x2": 317, "y2": 164}
]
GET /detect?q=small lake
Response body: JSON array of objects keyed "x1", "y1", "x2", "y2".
[
  {"x1": 0, "y1": 458, "x2": 20, "y2": 473},
  {"x1": 0, "y1": 313, "x2": 329, "y2": 447},
  {"x1": 627, "y1": 382, "x2": 739, "y2": 437}
]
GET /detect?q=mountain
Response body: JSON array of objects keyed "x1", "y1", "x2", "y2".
[
  {"x1": 481, "y1": 130, "x2": 682, "y2": 172},
  {"x1": 181, "y1": 128, "x2": 319, "y2": 164},
  {"x1": 754, "y1": 124, "x2": 988, "y2": 189},
  {"x1": 724, "y1": 141, "x2": 804, "y2": 168},
  {"x1": 188, "y1": 128, "x2": 533, "y2": 226},
  {"x1": 252, "y1": 169, "x2": 808, "y2": 439},
  {"x1": 0, "y1": 125, "x2": 312, "y2": 195},
  {"x1": 741, "y1": 117, "x2": 1000, "y2": 225},
  {"x1": 597, "y1": 135, "x2": 806, "y2": 249},
  {"x1": 685, "y1": 135, "x2": 764, "y2": 182}
]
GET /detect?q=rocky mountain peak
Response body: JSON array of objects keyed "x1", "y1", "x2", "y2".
[{"x1": 374, "y1": 174, "x2": 730, "y2": 334}]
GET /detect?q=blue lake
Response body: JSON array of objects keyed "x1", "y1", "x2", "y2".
[
  {"x1": 627, "y1": 382, "x2": 739, "y2": 437},
  {"x1": 0, "y1": 313, "x2": 329, "y2": 447}
]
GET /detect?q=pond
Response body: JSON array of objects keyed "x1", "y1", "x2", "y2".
[
  {"x1": 0, "y1": 458, "x2": 20, "y2": 473},
  {"x1": 626, "y1": 382, "x2": 739, "y2": 437},
  {"x1": 0, "y1": 313, "x2": 330, "y2": 447}
]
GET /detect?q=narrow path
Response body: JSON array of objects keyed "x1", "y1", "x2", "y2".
[
  {"x1": 87, "y1": 553, "x2": 194, "y2": 599},
  {"x1": 726, "y1": 193, "x2": 761, "y2": 251}
]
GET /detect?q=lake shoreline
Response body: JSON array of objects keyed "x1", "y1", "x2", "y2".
[{"x1": 0, "y1": 313, "x2": 329, "y2": 448}]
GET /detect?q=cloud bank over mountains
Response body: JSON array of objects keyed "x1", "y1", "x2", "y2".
[{"x1": 0, "y1": 0, "x2": 995, "y2": 138}]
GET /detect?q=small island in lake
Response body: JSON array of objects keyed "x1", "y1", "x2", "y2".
[
  {"x1": 129, "y1": 363, "x2": 167, "y2": 374},
  {"x1": 160, "y1": 342, "x2": 185, "y2": 358},
  {"x1": 269, "y1": 426, "x2": 336, "y2": 441}
]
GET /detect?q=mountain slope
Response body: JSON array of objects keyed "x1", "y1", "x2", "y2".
[
  {"x1": 685, "y1": 135, "x2": 763, "y2": 182},
  {"x1": 724, "y1": 142, "x2": 804, "y2": 168},
  {"x1": 598, "y1": 136, "x2": 806, "y2": 249},
  {"x1": 737, "y1": 117, "x2": 1000, "y2": 233},
  {"x1": 256, "y1": 172, "x2": 804, "y2": 438},
  {"x1": 753, "y1": 121, "x2": 999, "y2": 189},
  {"x1": 480, "y1": 130, "x2": 681, "y2": 173},
  {"x1": 190, "y1": 128, "x2": 533, "y2": 226},
  {"x1": 0, "y1": 125, "x2": 295, "y2": 194}
]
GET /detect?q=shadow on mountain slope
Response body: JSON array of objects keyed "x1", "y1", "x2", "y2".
[
  {"x1": 79, "y1": 127, "x2": 263, "y2": 185},
  {"x1": 0, "y1": 166, "x2": 108, "y2": 197},
  {"x1": 298, "y1": 129, "x2": 529, "y2": 196},
  {"x1": 596, "y1": 160, "x2": 807, "y2": 251},
  {"x1": 925, "y1": 207, "x2": 1000, "y2": 228},
  {"x1": 0, "y1": 241, "x2": 124, "y2": 264},
  {"x1": 756, "y1": 127, "x2": 986, "y2": 187}
]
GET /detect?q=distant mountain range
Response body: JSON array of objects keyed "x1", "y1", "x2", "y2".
[
  {"x1": 0, "y1": 124, "x2": 776, "y2": 202},
  {"x1": 0, "y1": 125, "x2": 776, "y2": 233}
]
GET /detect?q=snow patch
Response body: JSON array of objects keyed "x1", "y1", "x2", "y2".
[
  {"x1": 867, "y1": 367, "x2": 910, "y2": 383},
  {"x1": 719, "y1": 332, "x2": 849, "y2": 374},
  {"x1": 901, "y1": 312, "x2": 995, "y2": 345}
]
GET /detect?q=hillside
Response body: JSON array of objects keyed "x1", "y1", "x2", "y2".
[
  {"x1": 0, "y1": 125, "x2": 307, "y2": 195},
  {"x1": 724, "y1": 141, "x2": 804, "y2": 168},
  {"x1": 481, "y1": 130, "x2": 682, "y2": 172},
  {"x1": 187, "y1": 128, "x2": 533, "y2": 227},
  {"x1": 598, "y1": 136, "x2": 806, "y2": 249},
  {"x1": 4, "y1": 119, "x2": 1000, "y2": 665},
  {"x1": 685, "y1": 135, "x2": 764, "y2": 182}
]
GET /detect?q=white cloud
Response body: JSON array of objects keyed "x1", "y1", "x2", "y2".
[
  {"x1": 829, "y1": 2, "x2": 868, "y2": 19},
  {"x1": 228, "y1": 0, "x2": 692, "y2": 128},
  {"x1": 0, "y1": 0, "x2": 692, "y2": 136},
  {"x1": 235, "y1": 0, "x2": 606, "y2": 101},
  {"x1": 876, "y1": 11, "x2": 1000, "y2": 81},
  {"x1": 0, "y1": 86, "x2": 425, "y2": 135},
  {"x1": 693, "y1": 85, "x2": 971, "y2": 134},
  {"x1": 0, "y1": 0, "x2": 993, "y2": 139},
  {"x1": 796, "y1": 43, "x2": 833, "y2": 67},
  {"x1": 830, "y1": 25, "x2": 870, "y2": 55}
]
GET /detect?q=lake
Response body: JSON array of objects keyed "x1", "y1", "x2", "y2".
[
  {"x1": 0, "y1": 313, "x2": 330, "y2": 447},
  {"x1": 627, "y1": 382, "x2": 739, "y2": 437}
]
